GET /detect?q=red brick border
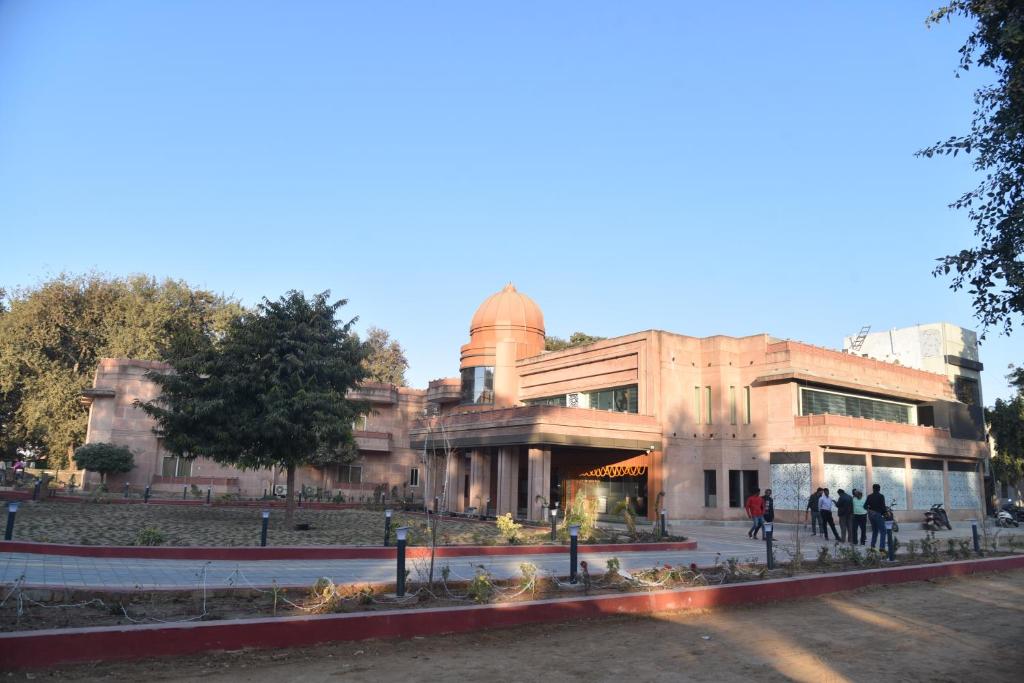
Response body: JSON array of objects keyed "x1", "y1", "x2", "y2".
[
  {"x1": 3, "y1": 555, "x2": 1022, "y2": 671},
  {"x1": 0, "y1": 539, "x2": 697, "y2": 560}
]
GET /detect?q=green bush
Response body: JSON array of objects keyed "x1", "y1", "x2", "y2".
[
  {"x1": 496, "y1": 513, "x2": 522, "y2": 544},
  {"x1": 134, "y1": 527, "x2": 166, "y2": 546},
  {"x1": 72, "y1": 443, "x2": 134, "y2": 481}
]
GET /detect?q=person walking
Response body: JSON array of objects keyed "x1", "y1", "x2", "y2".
[
  {"x1": 851, "y1": 489, "x2": 868, "y2": 545},
  {"x1": 818, "y1": 488, "x2": 841, "y2": 540},
  {"x1": 763, "y1": 488, "x2": 775, "y2": 525},
  {"x1": 746, "y1": 487, "x2": 765, "y2": 539},
  {"x1": 806, "y1": 487, "x2": 823, "y2": 535},
  {"x1": 836, "y1": 488, "x2": 854, "y2": 543},
  {"x1": 865, "y1": 483, "x2": 888, "y2": 553}
]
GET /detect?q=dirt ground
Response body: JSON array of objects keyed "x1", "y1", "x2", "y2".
[
  {"x1": 34, "y1": 570, "x2": 1024, "y2": 682},
  {"x1": 5, "y1": 502, "x2": 551, "y2": 546}
]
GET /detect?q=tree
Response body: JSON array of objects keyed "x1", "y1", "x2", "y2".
[
  {"x1": 987, "y1": 366, "x2": 1024, "y2": 487},
  {"x1": 920, "y1": 2, "x2": 1024, "y2": 334},
  {"x1": 544, "y1": 331, "x2": 606, "y2": 352},
  {"x1": 0, "y1": 274, "x2": 242, "y2": 468},
  {"x1": 360, "y1": 326, "x2": 409, "y2": 386},
  {"x1": 140, "y1": 290, "x2": 369, "y2": 525},
  {"x1": 72, "y1": 442, "x2": 135, "y2": 485}
]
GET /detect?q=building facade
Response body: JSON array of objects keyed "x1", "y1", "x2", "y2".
[{"x1": 81, "y1": 285, "x2": 990, "y2": 520}]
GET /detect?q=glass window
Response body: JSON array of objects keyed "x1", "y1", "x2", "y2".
[
  {"x1": 800, "y1": 387, "x2": 911, "y2": 424},
  {"x1": 161, "y1": 456, "x2": 191, "y2": 477},
  {"x1": 954, "y1": 376, "x2": 980, "y2": 406},
  {"x1": 704, "y1": 470, "x2": 717, "y2": 507},
  {"x1": 744, "y1": 386, "x2": 752, "y2": 424},
  {"x1": 338, "y1": 465, "x2": 363, "y2": 484},
  {"x1": 728, "y1": 470, "x2": 742, "y2": 507},
  {"x1": 525, "y1": 385, "x2": 637, "y2": 413},
  {"x1": 729, "y1": 386, "x2": 737, "y2": 425},
  {"x1": 409, "y1": 468, "x2": 420, "y2": 487},
  {"x1": 460, "y1": 366, "x2": 495, "y2": 405},
  {"x1": 704, "y1": 386, "x2": 712, "y2": 425}
]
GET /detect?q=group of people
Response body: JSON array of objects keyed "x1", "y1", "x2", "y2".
[
  {"x1": 743, "y1": 483, "x2": 892, "y2": 552},
  {"x1": 807, "y1": 484, "x2": 891, "y2": 552},
  {"x1": 0, "y1": 459, "x2": 26, "y2": 485}
]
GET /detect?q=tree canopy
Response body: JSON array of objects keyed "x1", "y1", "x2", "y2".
[
  {"x1": 0, "y1": 274, "x2": 242, "y2": 467},
  {"x1": 140, "y1": 290, "x2": 369, "y2": 523},
  {"x1": 545, "y1": 332, "x2": 607, "y2": 352},
  {"x1": 360, "y1": 326, "x2": 409, "y2": 386},
  {"x1": 921, "y1": 1, "x2": 1024, "y2": 334},
  {"x1": 72, "y1": 442, "x2": 135, "y2": 483},
  {"x1": 987, "y1": 366, "x2": 1024, "y2": 488}
]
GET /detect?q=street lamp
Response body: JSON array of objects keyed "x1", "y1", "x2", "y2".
[
  {"x1": 763, "y1": 521, "x2": 775, "y2": 569},
  {"x1": 395, "y1": 526, "x2": 410, "y2": 597},
  {"x1": 260, "y1": 509, "x2": 270, "y2": 547},
  {"x1": 384, "y1": 508, "x2": 393, "y2": 547},
  {"x1": 568, "y1": 524, "x2": 580, "y2": 584},
  {"x1": 4, "y1": 501, "x2": 19, "y2": 541},
  {"x1": 550, "y1": 506, "x2": 558, "y2": 541}
]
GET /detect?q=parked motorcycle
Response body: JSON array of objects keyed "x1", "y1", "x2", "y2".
[
  {"x1": 922, "y1": 503, "x2": 953, "y2": 531},
  {"x1": 995, "y1": 508, "x2": 1020, "y2": 528},
  {"x1": 884, "y1": 505, "x2": 899, "y2": 533}
]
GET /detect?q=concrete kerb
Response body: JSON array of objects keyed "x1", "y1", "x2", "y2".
[{"x1": 3, "y1": 554, "x2": 1022, "y2": 671}]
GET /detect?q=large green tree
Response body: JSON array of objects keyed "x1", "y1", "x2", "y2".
[
  {"x1": 921, "y1": 1, "x2": 1024, "y2": 334},
  {"x1": 360, "y1": 326, "x2": 409, "y2": 386},
  {"x1": 0, "y1": 274, "x2": 242, "y2": 468},
  {"x1": 140, "y1": 290, "x2": 368, "y2": 524},
  {"x1": 987, "y1": 366, "x2": 1024, "y2": 488}
]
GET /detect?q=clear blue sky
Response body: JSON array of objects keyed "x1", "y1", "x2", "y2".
[{"x1": 0, "y1": 2, "x2": 1019, "y2": 402}]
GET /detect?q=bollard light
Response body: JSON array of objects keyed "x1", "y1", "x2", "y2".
[
  {"x1": 384, "y1": 508, "x2": 394, "y2": 547},
  {"x1": 660, "y1": 509, "x2": 667, "y2": 538},
  {"x1": 764, "y1": 521, "x2": 775, "y2": 569},
  {"x1": 884, "y1": 520, "x2": 895, "y2": 561},
  {"x1": 5, "y1": 501, "x2": 19, "y2": 541},
  {"x1": 569, "y1": 524, "x2": 580, "y2": 584},
  {"x1": 183, "y1": 485, "x2": 188, "y2": 500},
  {"x1": 260, "y1": 509, "x2": 270, "y2": 547},
  {"x1": 33, "y1": 480, "x2": 42, "y2": 501},
  {"x1": 970, "y1": 519, "x2": 980, "y2": 554},
  {"x1": 395, "y1": 526, "x2": 409, "y2": 597},
  {"x1": 206, "y1": 487, "x2": 211, "y2": 505},
  {"x1": 550, "y1": 507, "x2": 558, "y2": 541},
  {"x1": 144, "y1": 485, "x2": 151, "y2": 503}
]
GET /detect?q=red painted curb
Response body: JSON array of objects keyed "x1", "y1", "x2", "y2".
[
  {"x1": 3, "y1": 554, "x2": 1022, "y2": 671},
  {"x1": 0, "y1": 539, "x2": 697, "y2": 560}
]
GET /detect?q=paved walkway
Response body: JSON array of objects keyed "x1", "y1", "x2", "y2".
[{"x1": 3, "y1": 522, "x2": 1020, "y2": 591}]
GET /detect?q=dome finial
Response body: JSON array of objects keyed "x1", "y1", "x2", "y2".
[{"x1": 503, "y1": 282, "x2": 516, "y2": 292}]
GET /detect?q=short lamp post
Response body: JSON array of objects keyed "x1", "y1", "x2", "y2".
[
  {"x1": 395, "y1": 526, "x2": 409, "y2": 597},
  {"x1": 764, "y1": 521, "x2": 775, "y2": 569},
  {"x1": 143, "y1": 485, "x2": 151, "y2": 503},
  {"x1": 970, "y1": 519, "x2": 980, "y2": 554},
  {"x1": 569, "y1": 524, "x2": 580, "y2": 584},
  {"x1": 260, "y1": 510, "x2": 270, "y2": 547},
  {"x1": 123, "y1": 482, "x2": 130, "y2": 499},
  {"x1": 206, "y1": 487, "x2": 211, "y2": 505},
  {"x1": 885, "y1": 519, "x2": 895, "y2": 561},
  {"x1": 4, "y1": 502, "x2": 18, "y2": 541},
  {"x1": 33, "y1": 480, "x2": 42, "y2": 501},
  {"x1": 659, "y1": 509, "x2": 667, "y2": 538},
  {"x1": 182, "y1": 485, "x2": 188, "y2": 500},
  {"x1": 384, "y1": 509, "x2": 393, "y2": 547},
  {"x1": 550, "y1": 507, "x2": 558, "y2": 541}
]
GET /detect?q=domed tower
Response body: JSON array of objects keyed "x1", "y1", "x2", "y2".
[{"x1": 459, "y1": 284, "x2": 545, "y2": 407}]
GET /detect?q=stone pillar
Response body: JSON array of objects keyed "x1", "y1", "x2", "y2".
[
  {"x1": 469, "y1": 449, "x2": 490, "y2": 513},
  {"x1": 527, "y1": 447, "x2": 551, "y2": 521},
  {"x1": 942, "y1": 458, "x2": 951, "y2": 510},
  {"x1": 444, "y1": 450, "x2": 462, "y2": 513},
  {"x1": 647, "y1": 449, "x2": 664, "y2": 521},
  {"x1": 495, "y1": 447, "x2": 519, "y2": 516},
  {"x1": 903, "y1": 457, "x2": 914, "y2": 511}
]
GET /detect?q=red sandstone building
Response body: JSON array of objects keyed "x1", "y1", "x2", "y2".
[{"x1": 81, "y1": 284, "x2": 989, "y2": 521}]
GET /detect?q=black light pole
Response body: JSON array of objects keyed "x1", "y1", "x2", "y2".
[
  {"x1": 206, "y1": 487, "x2": 211, "y2": 505},
  {"x1": 434, "y1": 496, "x2": 440, "y2": 514},
  {"x1": 384, "y1": 508, "x2": 393, "y2": 547},
  {"x1": 660, "y1": 509, "x2": 667, "y2": 538},
  {"x1": 395, "y1": 526, "x2": 409, "y2": 597},
  {"x1": 123, "y1": 482, "x2": 129, "y2": 499},
  {"x1": 550, "y1": 507, "x2": 558, "y2": 541},
  {"x1": 144, "y1": 485, "x2": 151, "y2": 503},
  {"x1": 33, "y1": 480, "x2": 42, "y2": 501},
  {"x1": 569, "y1": 523, "x2": 580, "y2": 584},
  {"x1": 971, "y1": 518, "x2": 981, "y2": 554},
  {"x1": 260, "y1": 509, "x2": 270, "y2": 547},
  {"x1": 4, "y1": 502, "x2": 18, "y2": 541},
  {"x1": 182, "y1": 485, "x2": 187, "y2": 500},
  {"x1": 885, "y1": 519, "x2": 895, "y2": 562},
  {"x1": 764, "y1": 521, "x2": 775, "y2": 569}
]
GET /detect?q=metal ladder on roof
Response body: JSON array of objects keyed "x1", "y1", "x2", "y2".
[{"x1": 848, "y1": 325, "x2": 871, "y2": 353}]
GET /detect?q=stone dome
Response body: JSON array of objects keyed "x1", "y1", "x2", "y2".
[
  {"x1": 470, "y1": 283, "x2": 545, "y2": 337},
  {"x1": 460, "y1": 283, "x2": 546, "y2": 369}
]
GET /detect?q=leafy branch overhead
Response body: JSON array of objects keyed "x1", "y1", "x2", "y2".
[{"x1": 920, "y1": 1, "x2": 1024, "y2": 334}]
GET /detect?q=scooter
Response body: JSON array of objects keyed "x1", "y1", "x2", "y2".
[
  {"x1": 923, "y1": 503, "x2": 953, "y2": 531},
  {"x1": 995, "y1": 508, "x2": 1019, "y2": 528},
  {"x1": 884, "y1": 505, "x2": 899, "y2": 533}
]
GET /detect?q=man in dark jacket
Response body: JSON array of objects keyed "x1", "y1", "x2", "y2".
[
  {"x1": 865, "y1": 484, "x2": 888, "y2": 552},
  {"x1": 836, "y1": 489, "x2": 854, "y2": 543},
  {"x1": 806, "y1": 488, "x2": 823, "y2": 535}
]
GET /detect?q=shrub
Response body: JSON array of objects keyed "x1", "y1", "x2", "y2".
[
  {"x1": 72, "y1": 443, "x2": 134, "y2": 482},
  {"x1": 559, "y1": 496, "x2": 598, "y2": 542},
  {"x1": 612, "y1": 498, "x2": 637, "y2": 538},
  {"x1": 496, "y1": 513, "x2": 522, "y2": 544},
  {"x1": 134, "y1": 527, "x2": 166, "y2": 546},
  {"x1": 467, "y1": 568, "x2": 495, "y2": 603}
]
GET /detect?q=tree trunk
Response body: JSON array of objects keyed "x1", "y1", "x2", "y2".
[{"x1": 285, "y1": 464, "x2": 296, "y2": 527}]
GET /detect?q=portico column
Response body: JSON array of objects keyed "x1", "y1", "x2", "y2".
[
  {"x1": 444, "y1": 449, "x2": 462, "y2": 513},
  {"x1": 647, "y1": 449, "x2": 664, "y2": 521},
  {"x1": 527, "y1": 447, "x2": 551, "y2": 521},
  {"x1": 903, "y1": 456, "x2": 914, "y2": 511},
  {"x1": 469, "y1": 449, "x2": 490, "y2": 513},
  {"x1": 496, "y1": 447, "x2": 519, "y2": 517}
]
